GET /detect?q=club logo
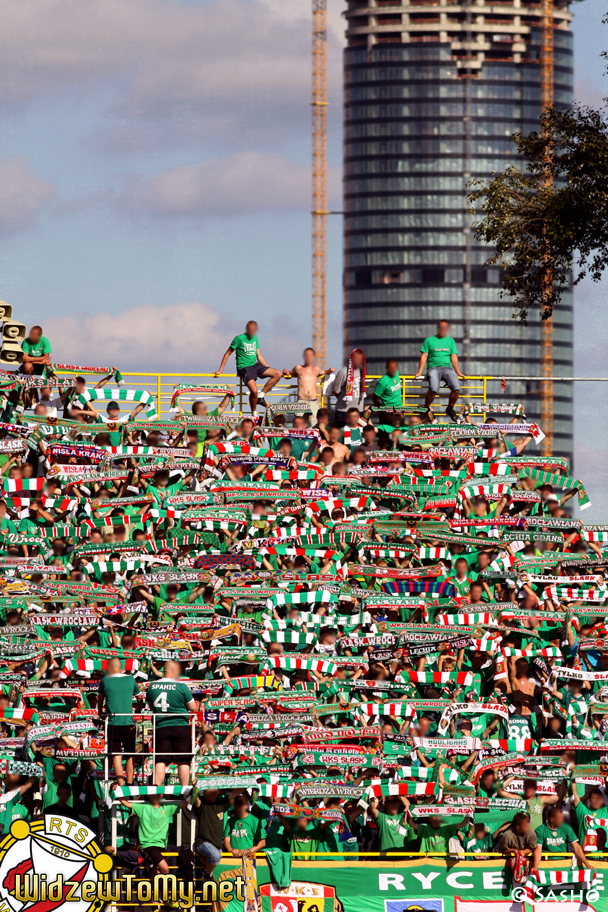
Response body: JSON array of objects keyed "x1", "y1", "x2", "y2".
[
  {"x1": 385, "y1": 902, "x2": 443, "y2": 912},
  {"x1": 0, "y1": 815, "x2": 113, "y2": 912}
]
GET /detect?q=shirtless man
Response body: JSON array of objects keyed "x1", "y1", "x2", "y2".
[
  {"x1": 283, "y1": 347, "x2": 333, "y2": 421},
  {"x1": 506, "y1": 657, "x2": 543, "y2": 740},
  {"x1": 327, "y1": 425, "x2": 350, "y2": 465}
]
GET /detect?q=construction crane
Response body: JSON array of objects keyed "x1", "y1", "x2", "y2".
[
  {"x1": 312, "y1": 0, "x2": 328, "y2": 368},
  {"x1": 540, "y1": 0, "x2": 554, "y2": 455}
]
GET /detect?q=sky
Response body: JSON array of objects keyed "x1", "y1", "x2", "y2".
[{"x1": 0, "y1": 0, "x2": 606, "y2": 511}]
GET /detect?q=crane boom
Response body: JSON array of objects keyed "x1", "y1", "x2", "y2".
[
  {"x1": 540, "y1": 0, "x2": 554, "y2": 455},
  {"x1": 312, "y1": 0, "x2": 328, "y2": 367}
]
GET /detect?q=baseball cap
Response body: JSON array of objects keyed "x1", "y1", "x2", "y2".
[{"x1": 107, "y1": 401, "x2": 119, "y2": 410}]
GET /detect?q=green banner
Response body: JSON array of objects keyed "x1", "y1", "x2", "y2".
[{"x1": 218, "y1": 859, "x2": 606, "y2": 912}]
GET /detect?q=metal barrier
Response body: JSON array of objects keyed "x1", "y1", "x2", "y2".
[
  {"x1": 53, "y1": 370, "x2": 490, "y2": 418},
  {"x1": 103, "y1": 711, "x2": 198, "y2": 794}
]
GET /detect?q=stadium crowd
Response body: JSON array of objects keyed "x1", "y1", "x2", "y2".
[{"x1": 0, "y1": 318, "x2": 604, "y2": 901}]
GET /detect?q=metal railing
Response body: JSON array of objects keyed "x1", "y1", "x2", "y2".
[
  {"x1": 56, "y1": 371, "x2": 490, "y2": 419},
  {"x1": 54, "y1": 369, "x2": 608, "y2": 421},
  {"x1": 102, "y1": 712, "x2": 198, "y2": 793}
]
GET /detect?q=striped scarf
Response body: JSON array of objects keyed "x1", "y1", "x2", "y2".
[
  {"x1": 59, "y1": 658, "x2": 139, "y2": 678},
  {"x1": 524, "y1": 869, "x2": 596, "y2": 900},
  {"x1": 500, "y1": 647, "x2": 562, "y2": 658},
  {"x1": 581, "y1": 529, "x2": 608, "y2": 542},
  {"x1": 466, "y1": 462, "x2": 516, "y2": 476},
  {"x1": 417, "y1": 547, "x2": 448, "y2": 560},
  {"x1": 223, "y1": 675, "x2": 283, "y2": 695},
  {"x1": 518, "y1": 466, "x2": 591, "y2": 510},
  {"x1": 544, "y1": 586, "x2": 607, "y2": 602},
  {"x1": 461, "y1": 401, "x2": 525, "y2": 417},
  {"x1": 345, "y1": 349, "x2": 366, "y2": 398},
  {"x1": 359, "y1": 781, "x2": 438, "y2": 808},
  {"x1": 437, "y1": 612, "x2": 497, "y2": 625},
  {"x1": 305, "y1": 497, "x2": 375, "y2": 514},
  {"x1": 268, "y1": 591, "x2": 337, "y2": 607},
  {"x1": 459, "y1": 482, "x2": 512, "y2": 500},
  {"x1": 264, "y1": 655, "x2": 336, "y2": 676},
  {"x1": 262, "y1": 630, "x2": 317, "y2": 646},
  {"x1": 170, "y1": 384, "x2": 234, "y2": 409},
  {"x1": 106, "y1": 785, "x2": 192, "y2": 808},
  {"x1": 52, "y1": 363, "x2": 124, "y2": 385},
  {"x1": 76, "y1": 387, "x2": 158, "y2": 419},
  {"x1": 3, "y1": 477, "x2": 45, "y2": 492}
]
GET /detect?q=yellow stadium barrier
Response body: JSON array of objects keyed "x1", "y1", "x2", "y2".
[{"x1": 60, "y1": 372, "x2": 489, "y2": 419}]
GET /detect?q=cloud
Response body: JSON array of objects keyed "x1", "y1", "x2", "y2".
[
  {"x1": 0, "y1": 156, "x2": 55, "y2": 235},
  {"x1": 0, "y1": 0, "x2": 345, "y2": 151},
  {"x1": 117, "y1": 151, "x2": 342, "y2": 218},
  {"x1": 50, "y1": 300, "x2": 303, "y2": 372}
]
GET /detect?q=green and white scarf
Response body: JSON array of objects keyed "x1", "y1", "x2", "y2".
[
  {"x1": 77, "y1": 387, "x2": 158, "y2": 420},
  {"x1": 518, "y1": 467, "x2": 591, "y2": 510}
]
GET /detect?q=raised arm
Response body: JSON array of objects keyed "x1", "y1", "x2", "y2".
[{"x1": 214, "y1": 347, "x2": 235, "y2": 377}]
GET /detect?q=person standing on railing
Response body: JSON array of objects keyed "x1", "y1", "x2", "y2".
[
  {"x1": 98, "y1": 657, "x2": 140, "y2": 787},
  {"x1": 147, "y1": 660, "x2": 197, "y2": 787},
  {"x1": 282, "y1": 347, "x2": 334, "y2": 421},
  {"x1": 213, "y1": 320, "x2": 282, "y2": 415},
  {"x1": 414, "y1": 319, "x2": 465, "y2": 423},
  {"x1": 332, "y1": 348, "x2": 366, "y2": 428}
]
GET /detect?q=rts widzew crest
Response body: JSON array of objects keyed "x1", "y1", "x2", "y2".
[{"x1": 0, "y1": 815, "x2": 113, "y2": 912}]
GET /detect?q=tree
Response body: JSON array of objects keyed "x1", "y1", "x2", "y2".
[{"x1": 470, "y1": 104, "x2": 608, "y2": 323}]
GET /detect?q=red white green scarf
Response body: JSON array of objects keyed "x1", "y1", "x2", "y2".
[{"x1": 346, "y1": 348, "x2": 366, "y2": 397}]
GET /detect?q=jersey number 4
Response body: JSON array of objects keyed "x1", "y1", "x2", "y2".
[{"x1": 153, "y1": 692, "x2": 170, "y2": 712}]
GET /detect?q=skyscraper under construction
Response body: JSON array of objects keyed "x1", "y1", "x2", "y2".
[{"x1": 342, "y1": 0, "x2": 573, "y2": 458}]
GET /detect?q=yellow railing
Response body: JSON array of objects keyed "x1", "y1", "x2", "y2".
[{"x1": 74, "y1": 372, "x2": 489, "y2": 419}]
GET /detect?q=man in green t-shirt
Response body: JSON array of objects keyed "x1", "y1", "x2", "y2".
[
  {"x1": 370, "y1": 796, "x2": 413, "y2": 853},
  {"x1": 533, "y1": 807, "x2": 590, "y2": 869},
  {"x1": 120, "y1": 793, "x2": 188, "y2": 874},
  {"x1": 98, "y1": 658, "x2": 140, "y2": 786},
  {"x1": 21, "y1": 325, "x2": 52, "y2": 376},
  {"x1": 214, "y1": 320, "x2": 282, "y2": 415},
  {"x1": 223, "y1": 795, "x2": 266, "y2": 857},
  {"x1": 415, "y1": 319, "x2": 464, "y2": 422},
  {"x1": 373, "y1": 359, "x2": 402, "y2": 409},
  {"x1": 572, "y1": 786, "x2": 607, "y2": 844},
  {"x1": 415, "y1": 813, "x2": 471, "y2": 854},
  {"x1": 147, "y1": 660, "x2": 196, "y2": 787},
  {"x1": 281, "y1": 814, "x2": 331, "y2": 861}
]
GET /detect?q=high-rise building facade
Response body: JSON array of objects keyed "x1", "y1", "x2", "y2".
[{"x1": 343, "y1": 0, "x2": 574, "y2": 458}]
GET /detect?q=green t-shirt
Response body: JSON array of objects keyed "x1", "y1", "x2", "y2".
[
  {"x1": 0, "y1": 794, "x2": 23, "y2": 834},
  {"x1": 447, "y1": 574, "x2": 473, "y2": 597},
  {"x1": 223, "y1": 812, "x2": 263, "y2": 850},
  {"x1": 0, "y1": 517, "x2": 17, "y2": 535},
  {"x1": 376, "y1": 810, "x2": 411, "y2": 851},
  {"x1": 574, "y1": 799, "x2": 604, "y2": 840},
  {"x1": 420, "y1": 335, "x2": 458, "y2": 369},
  {"x1": 22, "y1": 336, "x2": 52, "y2": 358},
  {"x1": 374, "y1": 373, "x2": 402, "y2": 408},
  {"x1": 340, "y1": 426, "x2": 364, "y2": 451},
  {"x1": 288, "y1": 821, "x2": 322, "y2": 859},
  {"x1": 231, "y1": 333, "x2": 259, "y2": 370},
  {"x1": 132, "y1": 802, "x2": 178, "y2": 848},
  {"x1": 535, "y1": 823, "x2": 578, "y2": 853},
  {"x1": 99, "y1": 673, "x2": 139, "y2": 726},
  {"x1": 526, "y1": 796, "x2": 545, "y2": 831},
  {"x1": 417, "y1": 821, "x2": 461, "y2": 853},
  {"x1": 147, "y1": 479, "x2": 184, "y2": 505},
  {"x1": 146, "y1": 678, "x2": 193, "y2": 728},
  {"x1": 467, "y1": 834, "x2": 493, "y2": 852},
  {"x1": 18, "y1": 516, "x2": 47, "y2": 533}
]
